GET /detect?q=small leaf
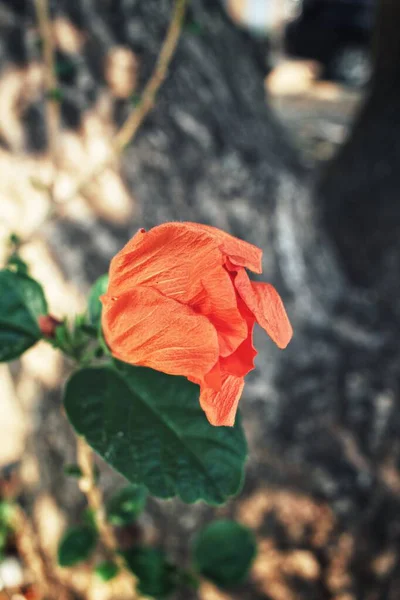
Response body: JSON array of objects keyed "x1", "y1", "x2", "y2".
[
  {"x1": 123, "y1": 546, "x2": 178, "y2": 598},
  {"x1": 83, "y1": 508, "x2": 97, "y2": 530},
  {"x1": 131, "y1": 94, "x2": 141, "y2": 107},
  {"x1": 78, "y1": 324, "x2": 98, "y2": 337},
  {"x1": 193, "y1": 520, "x2": 257, "y2": 587},
  {"x1": 6, "y1": 254, "x2": 29, "y2": 275},
  {"x1": 64, "y1": 365, "x2": 247, "y2": 504},
  {"x1": 179, "y1": 569, "x2": 200, "y2": 590},
  {"x1": 46, "y1": 88, "x2": 63, "y2": 102},
  {"x1": 63, "y1": 464, "x2": 83, "y2": 478},
  {"x1": 0, "y1": 270, "x2": 48, "y2": 361},
  {"x1": 107, "y1": 485, "x2": 147, "y2": 526},
  {"x1": 95, "y1": 560, "x2": 119, "y2": 582},
  {"x1": 0, "y1": 501, "x2": 14, "y2": 557},
  {"x1": 87, "y1": 274, "x2": 109, "y2": 330},
  {"x1": 8, "y1": 233, "x2": 21, "y2": 247},
  {"x1": 0, "y1": 500, "x2": 14, "y2": 526},
  {"x1": 64, "y1": 463, "x2": 100, "y2": 482},
  {"x1": 58, "y1": 525, "x2": 97, "y2": 567},
  {"x1": 56, "y1": 59, "x2": 76, "y2": 77},
  {"x1": 185, "y1": 20, "x2": 203, "y2": 35}
]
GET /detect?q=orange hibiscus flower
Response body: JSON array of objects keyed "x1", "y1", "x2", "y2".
[{"x1": 101, "y1": 222, "x2": 292, "y2": 426}]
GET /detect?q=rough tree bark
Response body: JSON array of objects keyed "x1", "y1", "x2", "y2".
[
  {"x1": 2, "y1": 0, "x2": 400, "y2": 598},
  {"x1": 320, "y1": 0, "x2": 400, "y2": 288}
]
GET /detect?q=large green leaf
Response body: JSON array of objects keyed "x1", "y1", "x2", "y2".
[
  {"x1": 58, "y1": 525, "x2": 98, "y2": 567},
  {"x1": 64, "y1": 365, "x2": 247, "y2": 504},
  {"x1": 87, "y1": 274, "x2": 108, "y2": 330},
  {"x1": 123, "y1": 546, "x2": 178, "y2": 598},
  {"x1": 192, "y1": 519, "x2": 257, "y2": 587},
  {"x1": 0, "y1": 269, "x2": 48, "y2": 361}
]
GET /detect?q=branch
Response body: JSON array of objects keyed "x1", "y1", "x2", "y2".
[
  {"x1": 21, "y1": 0, "x2": 186, "y2": 245},
  {"x1": 34, "y1": 0, "x2": 60, "y2": 169},
  {"x1": 114, "y1": 0, "x2": 187, "y2": 152},
  {"x1": 76, "y1": 437, "x2": 143, "y2": 597},
  {"x1": 60, "y1": 0, "x2": 187, "y2": 204},
  {"x1": 13, "y1": 506, "x2": 67, "y2": 599}
]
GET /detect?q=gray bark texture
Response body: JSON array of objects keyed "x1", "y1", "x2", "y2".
[{"x1": 2, "y1": 0, "x2": 400, "y2": 598}]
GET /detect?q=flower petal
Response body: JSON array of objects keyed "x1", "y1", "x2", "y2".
[
  {"x1": 183, "y1": 222, "x2": 262, "y2": 273},
  {"x1": 220, "y1": 298, "x2": 257, "y2": 377},
  {"x1": 199, "y1": 373, "x2": 245, "y2": 427},
  {"x1": 234, "y1": 269, "x2": 293, "y2": 349},
  {"x1": 101, "y1": 286, "x2": 219, "y2": 380},
  {"x1": 203, "y1": 361, "x2": 222, "y2": 391},
  {"x1": 190, "y1": 266, "x2": 247, "y2": 357},
  {"x1": 107, "y1": 223, "x2": 223, "y2": 303}
]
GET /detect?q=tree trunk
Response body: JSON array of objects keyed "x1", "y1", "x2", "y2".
[
  {"x1": 3, "y1": 0, "x2": 400, "y2": 597},
  {"x1": 319, "y1": 0, "x2": 400, "y2": 290}
]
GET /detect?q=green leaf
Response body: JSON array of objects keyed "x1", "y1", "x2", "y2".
[
  {"x1": 56, "y1": 59, "x2": 76, "y2": 77},
  {"x1": 95, "y1": 560, "x2": 119, "y2": 582},
  {"x1": 123, "y1": 547, "x2": 178, "y2": 598},
  {"x1": 57, "y1": 525, "x2": 98, "y2": 567},
  {"x1": 64, "y1": 365, "x2": 247, "y2": 505},
  {"x1": 87, "y1": 274, "x2": 108, "y2": 330},
  {"x1": 8, "y1": 233, "x2": 21, "y2": 247},
  {"x1": 7, "y1": 254, "x2": 29, "y2": 275},
  {"x1": 83, "y1": 508, "x2": 97, "y2": 530},
  {"x1": 193, "y1": 520, "x2": 257, "y2": 587},
  {"x1": 46, "y1": 88, "x2": 63, "y2": 102},
  {"x1": 185, "y1": 20, "x2": 203, "y2": 35},
  {"x1": 53, "y1": 320, "x2": 71, "y2": 349},
  {"x1": 107, "y1": 485, "x2": 147, "y2": 526},
  {"x1": 64, "y1": 463, "x2": 100, "y2": 482},
  {"x1": 0, "y1": 270, "x2": 48, "y2": 361},
  {"x1": 131, "y1": 94, "x2": 141, "y2": 107},
  {"x1": 63, "y1": 464, "x2": 83, "y2": 478},
  {"x1": 0, "y1": 500, "x2": 14, "y2": 526},
  {"x1": 179, "y1": 569, "x2": 200, "y2": 590},
  {"x1": 0, "y1": 500, "x2": 14, "y2": 558}
]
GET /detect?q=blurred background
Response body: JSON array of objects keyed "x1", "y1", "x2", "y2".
[{"x1": 3, "y1": 0, "x2": 400, "y2": 598}]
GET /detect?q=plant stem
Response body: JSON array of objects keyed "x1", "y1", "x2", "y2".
[
  {"x1": 22, "y1": 0, "x2": 187, "y2": 246},
  {"x1": 113, "y1": 0, "x2": 187, "y2": 152},
  {"x1": 76, "y1": 437, "x2": 143, "y2": 598},
  {"x1": 60, "y1": 0, "x2": 187, "y2": 203},
  {"x1": 34, "y1": 0, "x2": 60, "y2": 172},
  {"x1": 13, "y1": 506, "x2": 67, "y2": 599}
]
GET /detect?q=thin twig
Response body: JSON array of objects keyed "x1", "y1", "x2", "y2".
[
  {"x1": 60, "y1": 0, "x2": 187, "y2": 204},
  {"x1": 13, "y1": 506, "x2": 68, "y2": 599},
  {"x1": 113, "y1": 0, "x2": 187, "y2": 152},
  {"x1": 76, "y1": 437, "x2": 143, "y2": 598},
  {"x1": 19, "y1": 0, "x2": 186, "y2": 246},
  {"x1": 34, "y1": 0, "x2": 60, "y2": 170}
]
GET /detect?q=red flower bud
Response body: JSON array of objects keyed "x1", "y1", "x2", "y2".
[{"x1": 38, "y1": 314, "x2": 62, "y2": 338}]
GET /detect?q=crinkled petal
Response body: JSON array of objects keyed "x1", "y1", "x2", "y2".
[
  {"x1": 203, "y1": 361, "x2": 222, "y2": 391},
  {"x1": 220, "y1": 339, "x2": 256, "y2": 377},
  {"x1": 101, "y1": 286, "x2": 219, "y2": 380},
  {"x1": 183, "y1": 222, "x2": 262, "y2": 273},
  {"x1": 234, "y1": 269, "x2": 293, "y2": 349},
  {"x1": 199, "y1": 373, "x2": 245, "y2": 426},
  {"x1": 190, "y1": 266, "x2": 247, "y2": 357},
  {"x1": 107, "y1": 223, "x2": 223, "y2": 303},
  {"x1": 220, "y1": 298, "x2": 257, "y2": 377}
]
